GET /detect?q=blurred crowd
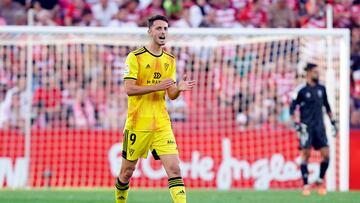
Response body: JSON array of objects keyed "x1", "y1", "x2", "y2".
[
  {"x1": 1, "y1": 0, "x2": 360, "y2": 130},
  {"x1": 0, "y1": 44, "x2": 129, "y2": 130},
  {"x1": 0, "y1": 0, "x2": 359, "y2": 28}
]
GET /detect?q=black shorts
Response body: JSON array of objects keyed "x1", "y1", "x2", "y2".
[{"x1": 299, "y1": 125, "x2": 328, "y2": 150}]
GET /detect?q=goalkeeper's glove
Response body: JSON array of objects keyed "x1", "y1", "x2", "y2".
[
  {"x1": 293, "y1": 122, "x2": 308, "y2": 139},
  {"x1": 330, "y1": 119, "x2": 338, "y2": 137}
]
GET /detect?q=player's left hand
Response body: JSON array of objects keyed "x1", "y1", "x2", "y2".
[
  {"x1": 293, "y1": 122, "x2": 308, "y2": 139},
  {"x1": 331, "y1": 119, "x2": 338, "y2": 137},
  {"x1": 178, "y1": 75, "x2": 196, "y2": 91}
]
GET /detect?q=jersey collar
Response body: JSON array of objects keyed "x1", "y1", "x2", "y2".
[{"x1": 143, "y1": 46, "x2": 163, "y2": 57}]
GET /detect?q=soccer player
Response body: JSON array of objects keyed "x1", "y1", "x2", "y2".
[
  {"x1": 290, "y1": 63, "x2": 337, "y2": 196},
  {"x1": 114, "y1": 15, "x2": 196, "y2": 203}
]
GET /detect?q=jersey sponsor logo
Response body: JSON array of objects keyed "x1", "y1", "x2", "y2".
[
  {"x1": 164, "y1": 63, "x2": 169, "y2": 71},
  {"x1": 147, "y1": 80, "x2": 161, "y2": 84},
  {"x1": 154, "y1": 72, "x2": 161, "y2": 79},
  {"x1": 146, "y1": 64, "x2": 151, "y2": 69},
  {"x1": 124, "y1": 64, "x2": 130, "y2": 75}
]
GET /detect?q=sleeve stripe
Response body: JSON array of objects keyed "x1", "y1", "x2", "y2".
[
  {"x1": 164, "y1": 52, "x2": 175, "y2": 58},
  {"x1": 133, "y1": 47, "x2": 145, "y2": 54},
  {"x1": 134, "y1": 50, "x2": 147, "y2": 56},
  {"x1": 124, "y1": 77, "x2": 137, "y2": 80}
]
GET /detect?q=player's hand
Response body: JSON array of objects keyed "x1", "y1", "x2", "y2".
[
  {"x1": 178, "y1": 75, "x2": 196, "y2": 91},
  {"x1": 293, "y1": 122, "x2": 308, "y2": 139},
  {"x1": 156, "y1": 78, "x2": 175, "y2": 91},
  {"x1": 331, "y1": 119, "x2": 338, "y2": 137}
]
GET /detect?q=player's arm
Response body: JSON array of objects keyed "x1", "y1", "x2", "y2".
[
  {"x1": 167, "y1": 75, "x2": 196, "y2": 100},
  {"x1": 289, "y1": 90, "x2": 300, "y2": 122},
  {"x1": 124, "y1": 78, "x2": 174, "y2": 96},
  {"x1": 289, "y1": 89, "x2": 306, "y2": 135},
  {"x1": 323, "y1": 87, "x2": 334, "y2": 119},
  {"x1": 323, "y1": 87, "x2": 337, "y2": 136},
  {"x1": 167, "y1": 84, "x2": 181, "y2": 100},
  {"x1": 166, "y1": 59, "x2": 195, "y2": 100}
]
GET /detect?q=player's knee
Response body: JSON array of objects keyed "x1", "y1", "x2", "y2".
[
  {"x1": 322, "y1": 155, "x2": 330, "y2": 161},
  {"x1": 321, "y1": 150, "x2": 330, "y2": 161},
  {"x1": 166, "y1": 163, "x2": 181, "y2": 177},
  {"x1": 120, "y1": 165, "x2": 136, "y2": 181},
  {"x1": 302, "y1": 151, "x2": 311, "y2": 162}
]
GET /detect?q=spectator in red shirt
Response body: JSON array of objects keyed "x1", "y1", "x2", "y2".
[
  {"x1": 352, "y1": 3, "x2": 360, "y2": 28},
  {"x1": 64, "y1": 0, "x2": 92, "y2": 26},
  {"x1": 32, "y1": 74, "x2": 62, "y2": 127},
  {"x1": 140, "y1": 0, "x2": 166, "y2": 26},
  {"x1": 300, "y1": 0, "x2": 327, "y2": 28},
  {"x1": 237, "y1": 0, "x2": 268, "y2": 28},
  {"x1": 333, "y1": 0, "x2": 352, "y2": 28}
]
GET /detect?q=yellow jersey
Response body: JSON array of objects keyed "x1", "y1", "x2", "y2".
[{"x1": 123, "y1": 46, "x2": 176, "y2": 131}]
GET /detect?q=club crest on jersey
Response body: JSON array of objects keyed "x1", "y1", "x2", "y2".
[
  {"x1": 164, "y1": 63, "x2": 169, "y2": 71},
  {"x1": 306, "y1": 92, "x2": 311, "y2": 98},
  {"x1": 129, "y1": 148, "x2": 135, "y2": 156},
  {"x1": 318, "y1": 90, "x2": 322, "y2": 97}
]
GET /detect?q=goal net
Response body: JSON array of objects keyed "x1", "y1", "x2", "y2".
[{"x1": 0, "y1": 27, "x2": 349, "y2": 191}]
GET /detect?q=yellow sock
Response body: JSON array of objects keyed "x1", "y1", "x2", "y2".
[
  {"x1": 115, "y1": 178, "x2": 129, "y2": 203},
  {"x1": 168, "y1": 177, "x2": 187, "y2": 203}
]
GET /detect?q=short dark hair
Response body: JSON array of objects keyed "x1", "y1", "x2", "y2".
[
  {"x1": 304, "y1": 63, "x2": 317, "y2": 72},
  {"x1": 147, "y1": 15, "x2": 168, "y2": 28}
]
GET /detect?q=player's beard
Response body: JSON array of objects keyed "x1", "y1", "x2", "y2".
[{"x1": 312, "y1": 76, "x2": 319, "y2": 84}]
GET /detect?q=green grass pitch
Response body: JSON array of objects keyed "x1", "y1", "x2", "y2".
[{"x1": 0, "y1": 189, "x2": 359, "y2": 203}]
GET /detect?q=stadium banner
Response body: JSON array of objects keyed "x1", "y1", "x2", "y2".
[{"x1": 0, "y1": 128, "x2": 328, "y2": 189}]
